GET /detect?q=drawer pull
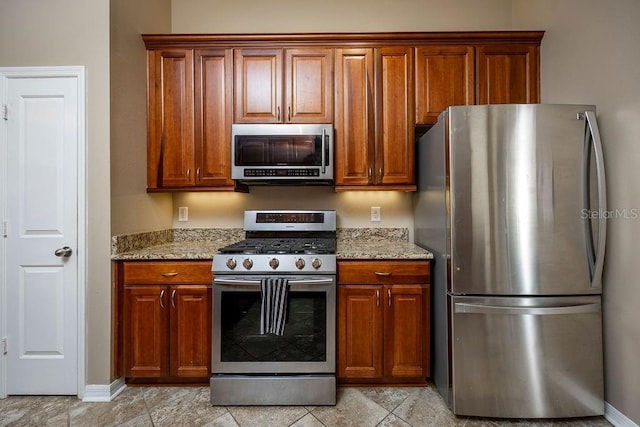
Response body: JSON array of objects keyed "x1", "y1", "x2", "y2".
[
  {"x1": 376, "y1": 290, "x2": 380, "y2": 307},
  {"x1": 171, "y1": 289, "x2": 177, "y2": 308},
  {"x1": 160, "y1": 272, "x2": 179, "y2": 277},
  {"x1": 160, "y1": 289, "x2": 165, "y2": 309},
  {"x1": 388, "y1": 289, "x2": 392, "y2": 307},
  {"x1": 374, "y1": 271, "x2": 392, "y2": 276}
]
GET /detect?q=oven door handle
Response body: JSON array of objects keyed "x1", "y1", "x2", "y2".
[{"x1": 213, "y1": 277, "x2": 335, "y2": 287}]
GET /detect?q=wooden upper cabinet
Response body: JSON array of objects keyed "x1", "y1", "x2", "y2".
[
  {"x1": 334, "y1": 48, "x2": 375, "y2": 187},
  {"x1": 234, "y1": 49, "x2": 282, "y2": 123},
  {"x1": 195, "y1": 49, "x2": 234, "y2": 187},
  {"x1": 234, "y1": 48, "x2": 333, "y2": 123},
  {"x1": 147, "y1": 49, "x2": 195, "y2": 188},
  {"x1": 415, "y1": 46, "x2": 475, "y2": 125},
  {"x1": 376, "y1": 47, "x2": 415, "y2": 186},
  {"x1": 285, "y1": 49, "x2": 334, "y2": 123},
  {"x1": 143, "y1": 32, "x2": 543, "y2": 191},
  {"x1": 476, "y1": 44, "x2": 539, "y2": 105},
  {"x1": 334, "y1": 47, "x2": 415, "y2": 190},
  {"x1": 146, "y1": 47, "x2": 234, "y2": 190}
]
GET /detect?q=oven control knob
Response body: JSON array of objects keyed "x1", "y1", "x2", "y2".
[
  {"x1": 226, "y1": 258, "x2": 237, "y2": 270},
  {"x1": 269, "y1": 258, "x2": 280, "y2": 270},
  {"x1": 242, "y1": 258, "x2": 253, "y2": 270},
  {"x1": 295, "y1": 258, "x2": 306, "y2": 270},
  {"x1": 311, "y1": 258, "x2": 322, "y2": 270}
]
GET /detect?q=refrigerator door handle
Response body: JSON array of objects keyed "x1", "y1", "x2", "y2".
[
  {"x1": 454, "y1": 301, "x2": 601, "y2": 315},
  {"x1": 582, "y1": 111, "x2": 607, "y2": 288}
]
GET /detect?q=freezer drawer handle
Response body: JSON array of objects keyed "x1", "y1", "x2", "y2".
[{"x1": 454, "y1": 302, "x2": 600, "y2": 315}]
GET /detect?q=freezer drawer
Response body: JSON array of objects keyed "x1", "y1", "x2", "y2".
[{"x1": 451, "y1": 295, "x2": 604, "y2": 418}]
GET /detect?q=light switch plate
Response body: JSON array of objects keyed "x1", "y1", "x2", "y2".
[
  {"x1": 371, "y1": 206, "x2": 381, "y2": 222},
  {"x1": 178, "y1": 206, "x2": 189, "y2": 222}
]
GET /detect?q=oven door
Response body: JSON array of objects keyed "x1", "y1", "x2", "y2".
[{"x1": 212, "y1": 275, "x2": 336, "y2": 374}]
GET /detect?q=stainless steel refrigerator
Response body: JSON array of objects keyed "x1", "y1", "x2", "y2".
[{"x1": 413, "y1": 104, "x2": 606, "y2": 418}]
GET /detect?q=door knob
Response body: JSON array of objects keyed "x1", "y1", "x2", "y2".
[{"x1": 54, "y1": 246, "x2": 73, "y2": 257}]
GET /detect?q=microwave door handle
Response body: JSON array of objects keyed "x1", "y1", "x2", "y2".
[{"x1": 321, "y1": 128, "x2": 327, "y2": 174}]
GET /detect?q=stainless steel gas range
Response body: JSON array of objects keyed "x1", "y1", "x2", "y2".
[{"x1": 210, "y1": 210, "x2": 337, "y2": 406}]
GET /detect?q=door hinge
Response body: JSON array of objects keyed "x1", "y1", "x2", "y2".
[
  {"x1": 2, "y1": 104, "x2": 7, "y2": 120},
  {"x1": 1, "y1": 338, "x2": 6, "y2": 355},
  {"x1": 2, "y1": 221, "x2": 7, "y2": 237}
]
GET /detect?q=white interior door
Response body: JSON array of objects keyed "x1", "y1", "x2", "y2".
[{"x1": 1, "y1": 68, "x2": 84, "y2": 395}]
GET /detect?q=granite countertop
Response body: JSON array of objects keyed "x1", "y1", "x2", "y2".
[{"x1": 111, "y1": 228, "x2": 433, "y2": 261}]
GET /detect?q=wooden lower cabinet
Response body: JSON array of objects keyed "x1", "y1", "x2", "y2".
[
  {"x1": 118, "y1": 261, "x2": 212, "y2": 383},
  {"x1": 337, "y1": 260, "x2": 431, "y2": 384}
]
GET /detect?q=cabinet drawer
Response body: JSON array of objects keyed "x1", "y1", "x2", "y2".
[
  {"x1": 338, "y1": 260, "x2": 430, "y2": 284},
  {"x1": 123, "y1": 261, "x2": 212, "y2": 284}
]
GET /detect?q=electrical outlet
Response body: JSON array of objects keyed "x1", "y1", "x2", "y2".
[
  {"x1": 371, "y1": 206, "x2": 381, "y2": 222},
  {"x1": 178, "y1": 207, "x2": 189, "y2": 222}
]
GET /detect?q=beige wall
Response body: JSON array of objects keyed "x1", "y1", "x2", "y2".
[
  {"x1": 513, "y1": 1, "x2": 640, "y2": 423},
  {"x1": 110, "y1": 0, "x2": 173, "y2": 236},
  {"x1": 171, "y1": 0, "x2": 514, "y2": 33},
  {"x1": 0, "y1": 1, "x2": 111, "y2": 384},
  {"x1": 173, "y1": 189, "x2": 416, "y2": 238},
  {"x1": 169, "y1": 0, "x2": 517, "y2": 237}
]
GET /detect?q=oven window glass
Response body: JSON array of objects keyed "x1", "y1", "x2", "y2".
[
  {"x1": 220, "y1": 291, "x2": 327, "y2": 362},
  {"x1": 235, "y1": 135, "x2": 321, "y2": 166}
]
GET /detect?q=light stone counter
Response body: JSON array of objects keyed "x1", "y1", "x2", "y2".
[{"x1": 111, "y1": 227, "x2": 433, "y2": 261}]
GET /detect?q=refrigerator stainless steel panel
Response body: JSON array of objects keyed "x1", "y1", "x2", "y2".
[
  {"x1": 414, "y1": 104, "x2": 606, "y2": 419},
  {"x1": 451, "y1": 295, "x2": 604, "y2": 418},
  {"x1": 448, "y1": 104, "x2": 606, "y2": 296}
]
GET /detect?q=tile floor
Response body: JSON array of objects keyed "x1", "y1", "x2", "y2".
[{"x1": 0, "y1": 384, "x2": 612, "y2": 427}]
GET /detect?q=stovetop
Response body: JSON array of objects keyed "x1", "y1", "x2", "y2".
[
  {"x1": 213, "y1": 210, "x2": 337, "y2": 274},
  {"x1": 218, "y1": 238, "x2": 336, "y2": 255}
]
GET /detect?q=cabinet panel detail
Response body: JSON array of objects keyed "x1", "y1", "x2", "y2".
[
  {"x1": 477, "y1": 44, "x2": 539, "y2": 105},
  {"x1": 415, "y1": 46, "x2": 475, "y2": 124}
]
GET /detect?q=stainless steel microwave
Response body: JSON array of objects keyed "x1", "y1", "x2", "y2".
[{"x1": 231, "y1": 124, "x2": 334, "y2": 185}]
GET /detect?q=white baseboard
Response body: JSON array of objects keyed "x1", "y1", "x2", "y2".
[
  {"x1": 606, "y1": 402, "x2": 639, "y2": 427},
  {"x1": 82, "y1": 378, "x2": 126, "y2": 402}
]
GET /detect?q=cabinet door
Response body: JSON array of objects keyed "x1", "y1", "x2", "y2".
[
  {"x1": 195, "y1": 49, "x2": 234, "y2": 187},
  {"x1": 415, "y1": 46, "x2": 474, "y2": 124},
  {"x1": 476, "y1": 44, "x2": 539, "y2": 105},
  {"x1": 334, "y1": 48, "x2": 375, "y2": 186},
  {"x1": 234, "y1": 49, "x2": 282, "y2": 123},
  {"x1": 376, "y1": 47, "x2": 415, "y2": 186},
  {"x1": 147, "y1": 49, "x2": 195, "y2": 188},
  {"x1": 384, "y1": 285, "x2": 430, "y2": 378},
  {"x1": 284, "y1": 48, "x2": 334, "y2": 123},
  {"x1": 123, "y1": 285, "x2": 169, "y2": 377},
  {"x1": 170, "y1": 285, "x2": 212, "y2": 378},
  {"x1": 337, "y1": 285, "x2": 383, "y2": 378}
]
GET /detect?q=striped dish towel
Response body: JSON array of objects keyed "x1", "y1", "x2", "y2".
[{"x1": 260, "y1": 278, "x2": 290, "y2": 336}]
